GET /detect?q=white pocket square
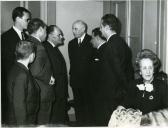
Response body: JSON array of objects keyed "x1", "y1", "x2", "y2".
[{"x1": 94, "y1": 58, "x2": 100, "y2": 61}]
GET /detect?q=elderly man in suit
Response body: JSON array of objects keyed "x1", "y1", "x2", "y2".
[
  {"x1": 1, "y1": 7, "x2": 31, "y2": 124},
  {"x1": 43, "y1": 25, "x2": 69, "y2": 125},
  {"x1": 6, "y1": 40, "x2": 40, "y2": 126},
  {"x1": 27, "y1": 18, "x2": 55, "y2": 125},
  {"x1": 68, "y1": 20, "x2": 94, "y2": 126},
  {"x1": 96, "y1": 14, "x2": 134, "y2": 125}
]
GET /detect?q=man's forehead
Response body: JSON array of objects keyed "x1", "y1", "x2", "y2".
[
  {"x1": 73, "y1": 22, "x2": 84, "y2": 28},
  {"x1": 52, "y1": 28, "x2": 63, "y2": 36},
  {"x1": 22, "y1": 12, "x2": 30, "y2": 17}
]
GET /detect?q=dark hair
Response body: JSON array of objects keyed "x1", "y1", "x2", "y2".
[
  {"x1": 27, "y1": 18, "x2": 46, "y2": 34},
  {"x1": 92, "y1": 27, "x2": 106, "y2": 40},
  {"x1": 12, "y1": 7, "x2": 31, "y2": 21},
  {"x1": 15, "y1": 40, "x2": 36, "y2": 60},
  {"x1": 46, "y1": 25, "x2": 56, "y2": 39},
  {"x1": 46, "y1": 25, "x2": 57, "y2": 35},
  {"x1": 135, "y1": 49, "x2": 161, "y2": 76},
  {"x1": 101, "y1": 14, "x2": 121, "y2": 35},
  {"x1": 46, "y1": 25, "x2": 64, "y2": 39}
]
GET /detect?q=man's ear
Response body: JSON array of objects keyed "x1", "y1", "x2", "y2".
[
  {"x1": 36, "y1": 27, "x2": 44, "y2": 35},
  {"x1": 39, "y1": 27, "x2": 43, "y2": 32},
  {"x1": 82, "y1": 26, "x2": 86, "y2": 32},
  {"x1": 105, "y1": 25, "x2": 111, "y2": 31},
  {"x1": 95, "y1": 36, "x2": 99, "y2": 42},
  {"x1": 139, "y1": 71, "x2": 142, "y2": 75},
  {"x1": 15, "y1": 16, "x2": 21, "y2": 22},
  {"x1": 48, "y1": 34, "x2": 53, "y2": 41},
  {"x1": 35, "y1": 27, "x2": 41, "y2": 34}
]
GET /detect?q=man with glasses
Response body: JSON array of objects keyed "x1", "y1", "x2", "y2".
[
  {"x1": 1, "y1": 7, "x2": 31, "y2": 124},
  {"x1": 44, "y1": 25, "x2": 69, "y2": 125}
]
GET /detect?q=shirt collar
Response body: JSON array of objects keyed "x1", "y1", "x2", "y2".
[
  {"x1": 78, "y1": 33, "x2": 86, "y2": 43},
  {"x1": 107, "y1": 33, "x2": 116, "y2": 42},
  {"x1": 13, "y1": 26, "x2": 22, "y2": 40},
  {"x1": 32, "y1": 35, "x2": 41, "y2": 42},
  {"x1": 47, "y1": 40, "x2": 55, "y2": 47},
  {"x1": 17, "y1": 60, "x2": 29, "y2": 69},
  {"x1": 97, "y1": 41, "x2": 106, "y2": 49}
]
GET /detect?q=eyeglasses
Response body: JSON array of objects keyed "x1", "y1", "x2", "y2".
[
  {"x1": 57, "y1": 34, "x2": 64, "y2": 38},
  {"x1": 52, "y1": 33, "x2": 63, "y2": 38}
]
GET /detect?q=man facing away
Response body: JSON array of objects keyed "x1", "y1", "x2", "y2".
[
  {"x1": 27, "y1": 18, "x2": 55, "y2": 125},
  {"x1": 96, "y1": 14, "x2": 134, "y2": 125},
  {"x1": 6, "y1": 40, "x2": 40, "y2": 126},
  {"x1": 43, "y1": 25, "x2": 69, "y2": 125},
  {"x1": 68, "y1": 20, "x2": 94, "y2": 126},
  {"x1": 1, "y1": 7, "x2": 31, "y2": 124}
]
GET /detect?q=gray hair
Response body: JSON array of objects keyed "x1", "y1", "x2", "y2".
[{"x1": 73, "y1": 20, "x2": 88, "y2": 33}]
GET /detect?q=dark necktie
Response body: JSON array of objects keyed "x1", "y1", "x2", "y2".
[
  {"x1": 78, "y1": 38, "x2": 82, "y2": 47},
  {"x1": 21, "y1": 32, "x2": 25, "y2": 40}
]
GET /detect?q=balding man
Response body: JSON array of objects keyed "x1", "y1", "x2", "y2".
[
  {"x1": 44, "y1": 25, "x2": 69, "y2": 125},
  {"x1": 68, "y1": 20, "x2": 94, "y2": 126}
]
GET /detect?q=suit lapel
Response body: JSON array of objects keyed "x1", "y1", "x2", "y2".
[
  {"x1": 54, "y1": 47, "x2": 66, "y2": 64},
  {"x1": 80, "y1": 34, "x2": 88, "y2": 46},
  {"x1": 10, "y1": 27, "x2": 21, "y2": 41},
  {"x1": 108, "y1": 34, "x2": 118, "y2": 45},
  {"x1": 74, "y1": 38, "x2": 79, "y2": 47}
]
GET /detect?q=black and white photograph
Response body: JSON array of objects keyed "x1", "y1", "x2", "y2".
[{"x1": 1, "y1": 0, "x2": 168, "y2": 127}]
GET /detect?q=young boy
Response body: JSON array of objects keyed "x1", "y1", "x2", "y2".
[{"x1": 5, "y1": 40, "x2": 40, "y2": 126}]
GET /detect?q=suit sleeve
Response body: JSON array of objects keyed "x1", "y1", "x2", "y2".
[
  {"x1": 106, "y1": 44, "x2": 127, "y2": 90},
  {"x1": 1, "y1": 34, "x2": 12, "y2": 71},
  {"x1": 68, "y1": 42, "x2": 72, "y2": 75},
  {"x1": 161, "y1": 82, "x2": 168, "y2": 107},
  {"x1": 30, "y1": 48, "x2": 50, "y2": 83},
  {"x1": 13, "y1": 73, "x2": 27, "y2": 125}
]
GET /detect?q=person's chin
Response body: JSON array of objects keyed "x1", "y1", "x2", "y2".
[
  {"x1": 74, "y1": 35, "x2": 80, "y2": 38},
  {"x1": 144, "y1": 77, "x2": 152, "y2": 81}
]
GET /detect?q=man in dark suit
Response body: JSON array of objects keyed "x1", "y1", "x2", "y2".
[
  {"x1": 1, "y1": 7, "x2": 31, "y2": 124},
  {"x1": 90, "y1": 27, "x2": 108, "y2": 125},
  {"x1": 68, "y1": 20, "x2": 94, "y2": 126},
  {"x1": 97, "y1": 14, "x2": 134, "y2": 125},
  {"x1": 43, "y1": 25, "x2": 69, "y2": 124},
  {"x1": 6, "y1": 40, "x2": 40, "y2": 126},
  {"x1": 27, "y1": 18, "x2": 55, "y2": 125}
]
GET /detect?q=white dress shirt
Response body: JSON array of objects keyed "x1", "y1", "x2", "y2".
[
  {"x1": 78, "y1": 33, "x2": 86, "y2": 44},
  {"x1": 13, "y1": 26, "x2": 22, "y2": 40}
]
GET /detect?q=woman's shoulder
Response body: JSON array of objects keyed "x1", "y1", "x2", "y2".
[
  {"x1": 153, "y1": 78, "x2": 167, "y2": 85},
  {"x1": 154, "y1": 71, "x2": 167, "y2": 84},
  {"x1": 153, "y1": 75, "x2": 168, "y2": 92}
]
